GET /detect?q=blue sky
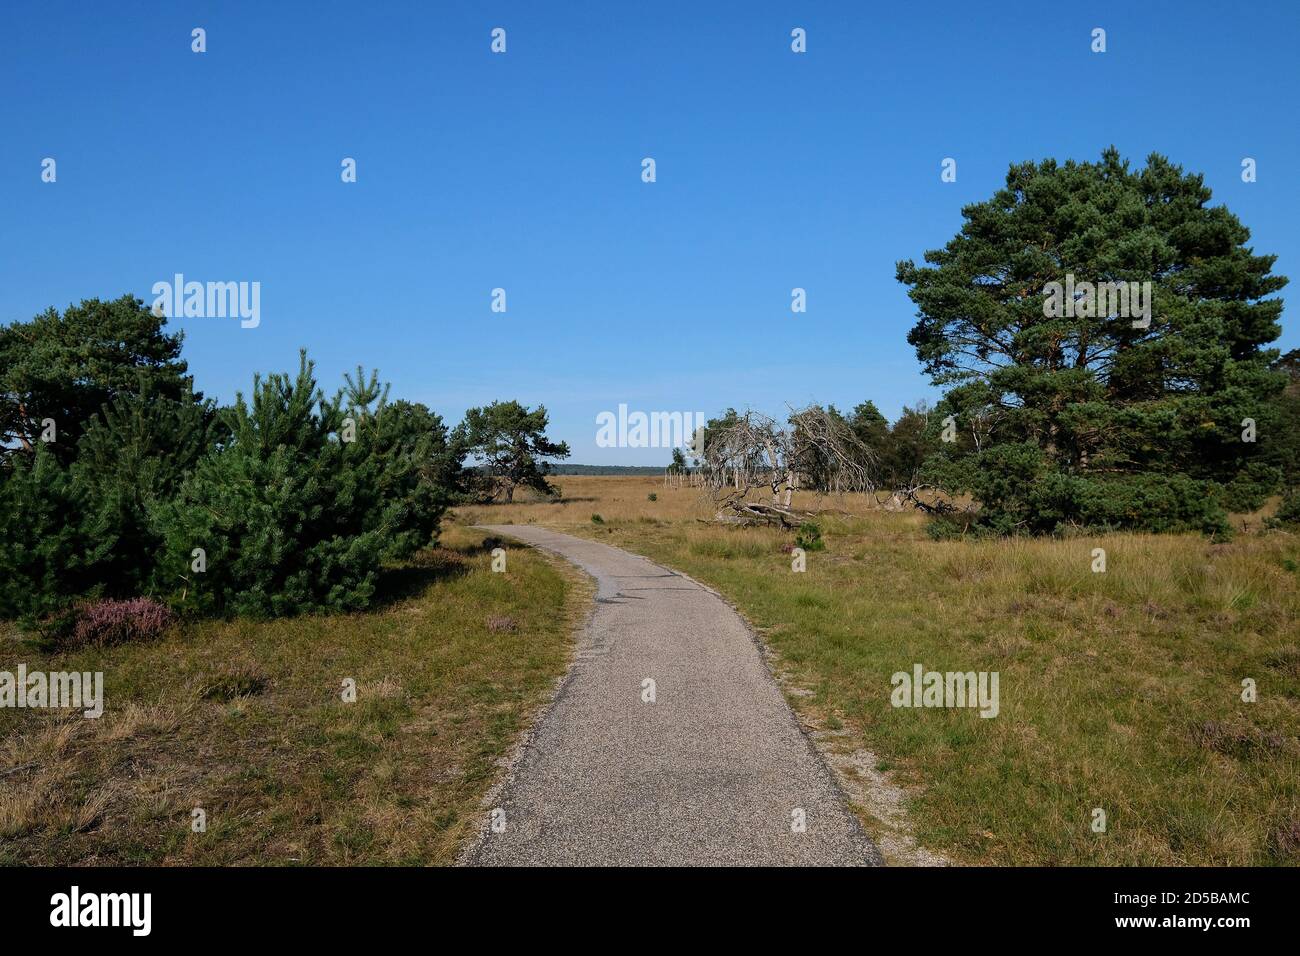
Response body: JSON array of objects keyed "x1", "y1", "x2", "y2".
[{"x1": 3, "y1": 0, "x2": 1297, "y2": 464}]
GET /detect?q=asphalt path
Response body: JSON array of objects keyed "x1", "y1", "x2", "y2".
[{"x1": 463, "y1": 525, "x2": 882, "y2": 866}]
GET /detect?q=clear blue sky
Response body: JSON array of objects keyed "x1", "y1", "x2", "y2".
[{"x1": 3, "y1": 0, "x2": 1297, "y2": 464}]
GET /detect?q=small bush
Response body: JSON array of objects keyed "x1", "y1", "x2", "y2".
[
  {"x1": 591, "y1": 514, "x2": 605, "y2": 524},
  {"x1": 647, "y1": 493, "x2": 657, "y2": 502},
  {"x1": 1276, "y1": 487, "x2": 1300, "y2": 526},
  {"x1": 795, "y1": 521, "x2": 825, "y2": 551},
  {"x1": 70, "y1": 597, "x2": 173, "y2": 648}
]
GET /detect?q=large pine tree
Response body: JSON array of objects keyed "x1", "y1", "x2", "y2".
[
  {"x1": 0, "y1": 295, "x2": 196, "y2": 463},
  {"x1": 457, "y1": 400, "x2": 569, "y2": 503},
  {"x1": 897, "y1": 148, "x2": 1288, "y2": 535}
]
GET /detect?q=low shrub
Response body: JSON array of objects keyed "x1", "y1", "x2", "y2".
[
  {"x1": 795, "y1": 521, "x2": 825, "y2": 551},
  {"x1": 70, "y1": 597, "x2": 173, "y2": 648},
  {"x1": 1275, "y1": 487, "x2": 1300, "y2": 526}
]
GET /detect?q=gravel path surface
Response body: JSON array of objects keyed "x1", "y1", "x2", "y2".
[{"x1": 462, "y1": 525, "x2": 882, "y2": 866}]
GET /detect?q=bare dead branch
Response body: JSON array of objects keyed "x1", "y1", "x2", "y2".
[{"x1": 698, "y1": 406, "x2": 877, "y2": 522}]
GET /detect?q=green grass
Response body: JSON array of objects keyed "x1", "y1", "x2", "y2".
[
  {"x1": 0, "y1": 527, "x2": 584, "y2": 865},
  {"x1": 569, "y1": 496, "x2": 1300, "y2": 866}
]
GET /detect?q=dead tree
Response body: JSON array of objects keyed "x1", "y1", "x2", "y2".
[
  {"x1": 699, "y1": 406, "x2": 875, "y2": 526},
  {"x1": 892, "y1": 483, "x2": 978, "y2": 533}
]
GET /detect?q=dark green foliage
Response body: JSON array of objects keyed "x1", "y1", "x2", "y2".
[
  {"x1": 0, "y1": 445, "x2": 102, "y2": 618},
  {"x1": 1264, "y1": 351, "x2": 1300, "y2": 496},
  {"x1": 882, "y1": 403, "x2": 934, "y2": 490},
  {"x1": 0, "y1": 382, "x2": 218, "y2": 618},
  {"x1": 153, "y1": 352, "x2": 447, "y2": 617},
  {"x1": 795, "y1": 521, "x2": 825, "y2": 551},
  {"x1": 1262, "y1": 350, "x2": 1300, "y2": 528},
  {"x1": 0, "y1": 296, "x2": 213, "y2": 616},
  {"x1": 344, "y1": 398, "x2": 459, "y2": 561},
  {"x1": 898, "y1": 149, "x2": 1288, "y2": 535},
  {"x1": 0, "y1": 292, "x2": 464, "y2": 620},
  {"x1": 808, "y1": 400, "x2": 935, "y2": 492},
  {"x1": 0, "y1": 295, "x2": 196, "y2": 464},
  {"x1": 74, "y1": 383, "x2": 221, "y2": 597},
  {"x1": 0, "y1": 390, "x2": 213, "y2": 621},
  {"x1": 848, "y1": 401, "x2": 933, "y2": 491},
  {"x1": 457, "y1": 400, "x2": 569, "y2": 502},
  {"x1": 1276, "y1": 487, "x2": 1300, "y2": 527},
  {"x1": 846, "y1": 401, "x2": 889, "y2": 452}
]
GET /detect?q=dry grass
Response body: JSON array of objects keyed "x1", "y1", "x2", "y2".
[
  {"x1": 0, "y1": 526, "x2": 587, "y2": 865},
  {"x1": 456, "y1": 476, "x2": 1300, "y2": 866}
]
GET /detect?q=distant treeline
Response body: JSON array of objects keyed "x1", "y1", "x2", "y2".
[{"x1": 547, "y1": 464, "x2": 667, "y2": 476}]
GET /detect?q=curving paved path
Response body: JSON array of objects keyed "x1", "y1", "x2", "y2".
[{"x1": 463, "y1": 525, "x2": 881, "y2": 867}]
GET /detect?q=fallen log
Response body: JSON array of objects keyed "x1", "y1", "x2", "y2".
[{"x1": 715, "y1": 500, "x2": 811, "y2": 528}]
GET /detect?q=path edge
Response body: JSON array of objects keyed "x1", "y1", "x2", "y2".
[{"x1": 454, "y1": 526, "x2": 600, "y2": 867}]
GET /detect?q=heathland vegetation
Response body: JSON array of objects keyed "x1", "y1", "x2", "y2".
[
  {"x1": 2, "y1": 149, "x2": 1297, "y2": 864},
  {"x1": 0, "y1": 299, "x2": 580, "y2": 861},
  {"x1": 460, "y1": 476, "x2": 1300, "y2": 865}
]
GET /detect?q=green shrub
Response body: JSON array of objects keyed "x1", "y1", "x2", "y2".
[
  {"x1": 344, "y1": 399, "x2": 456, "y2": 562},
  {"x1": 1276, "y1": 487, "x2": 1300, "y2": 527},
  {"x1": 153, "y1": 353, "x2": 444, "y2": 617},
  {"x1": 0, "y1": 296, "x2": 462, "y2": 621},
  {"x1": 795, "y1": 521, "x2": 825, "y2": 551},
  {"x1": 0, "y1": 445, "x2": 105, "y2": 619},
  {"x1": 923, "y1": 447, "x2": 1231, "y2": 538},
  {"x1": 0, "y1": 295, "x2": 196, "y2": 465},
  {"x1": 75, "y1": 385, "x2": 220, "y2": 597}
]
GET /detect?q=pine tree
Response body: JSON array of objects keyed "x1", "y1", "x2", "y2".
[
  {"x1": 456, "y1": 400, "x2": 569, "y2": 502},
  {"x1": 347, "y1": 398, "x2": 460, "y2": 560},
  {"x1": 74, "y1": 381, "x2": 219, "y2": 597},
  {"x1": 0, "y1": 295, "x2": 196, "y2": 463},
  {"x1": 0, "y1": 445, "x2": 101, "y2": 618},
  {"x1": 342, "y1": 365, "x2": 391, "y2": 420},
  {"x1": 155, "y1": 352, "x2": 386, "y2": 616},
  {"x1": 897, "y1": 148, "x2": 1288, "y2": 535}
]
